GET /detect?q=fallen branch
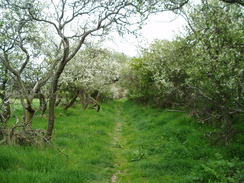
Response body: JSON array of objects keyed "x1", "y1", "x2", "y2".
[
  {"x1": 165, "y1": 109, "x2": 186, "y2": 113},
  {"x1": 35, "y1": 132, "x2": 69, "y2": 159},
  {"x1": 0, "y1": 123, "x2": 68, "y2": 158}
]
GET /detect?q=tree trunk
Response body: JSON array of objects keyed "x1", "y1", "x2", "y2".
[
  {"x1": 24, "y1": 108, "x2": 35, "y2": 123},
  {"x1": 90, "y1": 96, "x2": 100, "y2": 112},
  {"x1": 81, "y1": 92, "x2": 89, "y2": 110},
  {"x1": 65, "y1": 93, "x2": 69, "y2": 104},
  {"x1": 96, "y1": 90, "x2": 101, "y2": 101},
  {"x1": 82, "y1": 103, "x2": 89, "y2": 111},
  {"x1": 0, "y1": 68, "x2": 10, "y2": 123},
  {"x1": 0, "y1": 97, "x2": 11, "y2": 123},
  {"x1": 39, "y1": 93, "x2": 47, "y2": 115},
  {"x1": 46, "y1": 77, "x2": 58, "y2": 139},
  {"x1": 46, "y1": 58, "x2": 68, "y2": 139},
  {"x1": 46, "y1": 31, "x2": 72, "y2": 140},
  {"x1": 55, "y1": 98, "x2": 62, "y2": 107},
  {"x1": 64, "y1": 91, "x2": 79, "y2": 110}
]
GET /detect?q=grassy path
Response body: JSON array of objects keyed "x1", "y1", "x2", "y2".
[
  {"x1": 110, "y1": 102, "x2": 130, "y2": 183},
  {"x1": 108, "y1": 100, "x2": 243, "y2": 183},
  {"x1": 0, "y1": 100, "x2": 243, "y2": 183},
  {"x1": 110, "y1": 121, "x2": 126, "y2": 182},
  {"x1": 110, "y1": 100, "x2": 202, "y2": 182}
]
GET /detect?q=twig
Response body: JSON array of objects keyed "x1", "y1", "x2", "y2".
[
  {"x1": 35, "y1": 133, "x2": 69, "y2": 159},
  {"x1": 201, "y1": 116, "x2": 213, "y2": 123},
  {"x1": 165, "y1": 109, "x2": 186, "y2": 113},
  {"x1": 44, "y1": 138, "x2": 69, "y2": 159}
]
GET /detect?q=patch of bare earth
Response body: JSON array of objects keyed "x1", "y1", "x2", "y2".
[{"x1": 110, "y1": 121, "x2": 123, "y2": 183}]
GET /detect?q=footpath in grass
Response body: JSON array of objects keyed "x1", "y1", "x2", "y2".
[
  {"x1": 110, "y1": 99, "x2": 243, "y2": 183},
  {"x1": 0, "y1": 99, "x2": 243, "y2": 183}
]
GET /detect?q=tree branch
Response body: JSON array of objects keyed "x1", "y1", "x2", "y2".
[{"x1": 220, "y1": 0, "x2": 244, "y2": 6}]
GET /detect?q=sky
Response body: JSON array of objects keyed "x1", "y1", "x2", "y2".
[{"x1": 103, "y1": 11, "x2": 187, "y2": 57}]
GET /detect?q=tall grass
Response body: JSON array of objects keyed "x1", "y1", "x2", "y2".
[
  {"x1": 116, "y1": 100, "x2": 244, "y2": 183},
  {"x1": 0, "y1": 99, "x2": 243, "y2": 182},
  {"x1": 1, "y1": 100, "x2": 117, "y2": 183}
]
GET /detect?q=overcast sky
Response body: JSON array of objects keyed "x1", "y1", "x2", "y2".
[{"x1": 103, "y1": 11, "x2": 187, "y2": 57}]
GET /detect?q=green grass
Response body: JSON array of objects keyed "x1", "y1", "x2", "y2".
[
  {"x1": 1, "y1": 100, "x2": 117, "y2": 183},
  {"x1": 0, "y1": 99, "x2": 243, "y2": 182},
  {"x1": 114, "y1": 100, "x2": 244, "y2": 183}
]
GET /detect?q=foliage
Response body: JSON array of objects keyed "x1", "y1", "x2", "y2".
[
  {"x1": 122, "y1": 0, "x2": 244, "y2": 142},
  {"x1": 59, "y1": 47, "x2": 126, "y2": 101},
  {"x1": 121, "y1": 39, "x2": 189, "y2": 107},
  {"x1": 120, "y1": 57, "x2": 154, "y2": 100},
  {"x1": 200, "y1": 153, "x2": 244, "y2": 182},
  {"x1": 183, "y1": 0, "x2": 244, "y2": 121}
]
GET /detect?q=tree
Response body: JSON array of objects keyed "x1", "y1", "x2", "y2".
[
  {"x1": 59, "y1": 47, "x2": 123, "y2": 110},
  {"x1": 121, "y1": 39, "x2": 189, "y2": 107},
  {"x1": 0, "y1": 1, "x2": 53, "y2": 124},
  {"x1": 183, "y1": 0, "x2": 243, "y2": 133}
]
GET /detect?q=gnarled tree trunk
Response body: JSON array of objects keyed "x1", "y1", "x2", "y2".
[
  {"x1": 24, "y1": 108, "x2": 35, "y2": 124},
  {"x1": 46, "y1": 75, "x2": 59, "y2": 139},
  {"x1": 0, "y1": 68, "x2": 10, "y2": 123},
  {"x1": 38, "y1": 92, "x2": 47, "y2": 115},
  {"x1": 64, "y1": 91, "x2": 80, "y2": 110},
  {"x1": 0, "y1": 97, "x2": 11, "y2": 123}
]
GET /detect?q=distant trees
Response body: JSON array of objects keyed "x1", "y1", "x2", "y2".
[
  {"x1": 121, "y1": 39, "x2": 188, "y2": 107},
  {"x1": 59, "y1": 47, "x2": 126, "y2": 111},
  {"x1": 122, "y1": 0, "x2": 243, "y2": 143}
]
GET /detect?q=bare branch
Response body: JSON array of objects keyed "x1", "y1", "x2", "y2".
[
  {"x1": 220, "y1": 0, "x2": 244, "y2": 6},
  {"x1": 18, "y1": 36, "x2": 30, "y2": 74}
]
